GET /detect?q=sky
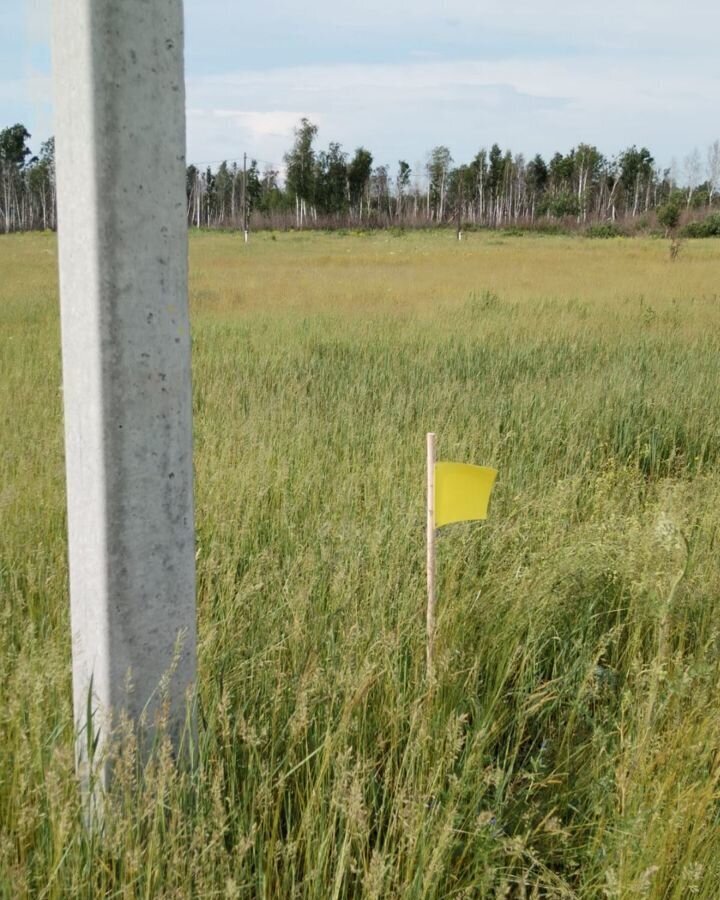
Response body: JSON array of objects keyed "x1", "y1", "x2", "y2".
[{"x1": 2, "y1": 0, "x2": 719, "y2": 178}]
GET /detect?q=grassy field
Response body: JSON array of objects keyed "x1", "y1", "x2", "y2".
[{"x1": 3, "y1": 229, "x2": 720, "y2": 898}]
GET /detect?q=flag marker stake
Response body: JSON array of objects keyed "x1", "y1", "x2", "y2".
[
  {"x1": 426, "y1": 432, "x2": 437, "y2": 683},
  {"x1": 425, "y1": 438, "x2": 497, "y2": 685}
]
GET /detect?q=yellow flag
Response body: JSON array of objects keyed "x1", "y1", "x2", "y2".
[{"x1": 434, "y1": 462, "x2": 497, "y2": 528}]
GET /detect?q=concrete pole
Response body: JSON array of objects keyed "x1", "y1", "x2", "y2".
[{"x1": 53, "y1": 0, "x2": 196, "y2": 784}]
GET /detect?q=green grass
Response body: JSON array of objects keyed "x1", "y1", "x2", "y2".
[{"x1": 3, "y1": 230, "x2": 720, "y2": 897}]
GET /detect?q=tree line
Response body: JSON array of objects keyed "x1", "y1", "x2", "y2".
[
  {"x1": 0, "y1": 125, "x2": 56, "y2": 233},
  {"x1": 3, "y1": 119, "x2": 720, "y2": 234}
]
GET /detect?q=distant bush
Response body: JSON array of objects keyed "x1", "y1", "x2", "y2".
[
  {"x1": 584, "y1": 223, "x2": 625, "y2": 239},
  {"x1": 656, "y1": 200, "x2": 681, "y2": 234},
  {"x1": 682, "y1": 213, "x2": 720, "y2": 238},
  {"x1": 529, "y1": 221, "x2": 571, "y2": 236},
  {"x1": 465, "y1": 222, "x2": 571, "y2": 236},
  {"x1": 540, "y1": 192, "x2": 580, "y2": 218}
]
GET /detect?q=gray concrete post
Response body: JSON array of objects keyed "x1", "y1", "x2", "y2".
[{"x1": 53, "y1": 0, "x2": 196, "y2": 782}]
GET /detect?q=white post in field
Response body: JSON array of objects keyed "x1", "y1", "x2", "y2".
[
  {"x1": 53, "y1": 0, "x2": 196, "y2": 783},
  {"x1": 426, "y1": 432, "x2": 437, "y2": 683}
]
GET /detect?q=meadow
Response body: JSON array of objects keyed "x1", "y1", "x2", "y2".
[{"x1": 2, "y1": 228, "x2": 720, "y2": 898}]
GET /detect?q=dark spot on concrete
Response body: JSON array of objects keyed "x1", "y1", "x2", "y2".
[{"x1": 146, "y1": 312, "x2": 154, "y2": 324}]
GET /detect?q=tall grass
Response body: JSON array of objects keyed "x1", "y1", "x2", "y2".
[{"x1": 2, "y1": 230, "x2": 720, "y2": 897}]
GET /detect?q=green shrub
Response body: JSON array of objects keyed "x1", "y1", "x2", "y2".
[
  {"x1": 540, "y1": 192, "x2": 580, "y2": 218},
  {"x1": 682, "y1": 213, "x2": 720, "y2": 238},
  {"x1": 584, "y1": 222, "x2": 625, "y2": 239},
  {"x1": 657, "y1": 201, "x2": 682, "y2": 233},
  {"x1": 529, "y1": 221, "x2": 570, "y2": 235}
]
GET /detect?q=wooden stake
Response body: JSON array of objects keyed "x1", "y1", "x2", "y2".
[
  {"x1": 426, "y1": 432, "x2": 437, "y2": 682},
  {"x1": 243, "y1": 152, "x2": 249, "y2": 244}
]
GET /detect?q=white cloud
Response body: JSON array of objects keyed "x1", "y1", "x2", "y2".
[
  {"x1": 188, "y1": 0, "x2": 720, "y2": 52},
  {"x1": 0, "y1": 79, "x2": 24, "y2": 104},
  {"x1": 186, "y1": 56, "x2": 720, "y2": 167},
  {"x1": 4, "y1": 0, "x2": 718, "y2": 167},
  {"x1": 26, "y1": 0, "x2": 51, "y2": 45},
  {"x1": 211, "y1": 110, "x2": 310, "y2": 137},
  {"x1": 186, "y1": 108, "x2": 319, "y2": 165}
]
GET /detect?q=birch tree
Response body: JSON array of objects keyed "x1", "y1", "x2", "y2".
[
  {"x1": 348, "y1": 148, "x2": 373, "y2": 222},
  {"x1": 427, "y1": 146, "x2": 452, "y2": 221},
  {"x1": 706, "y1": 140, "x2": 720, "y2": 205},
  {"x1": 684, "y1": 148, "x2": 703, "y2": 207},
  {"x1": 284, "y1": 118, "x2": 318, "y2": 227},
  {"x1": 0, "y1": 124, "x2": 32, "y2": 232},
  {"x1": 396, "y1": 160, "x2": 411, "y2": 219}
]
